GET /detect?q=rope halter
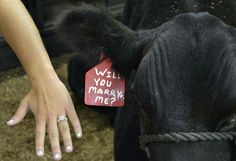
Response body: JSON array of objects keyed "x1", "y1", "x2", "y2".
[{"x1": 140, "y1": 132, "x2": 236, "y2": 149}]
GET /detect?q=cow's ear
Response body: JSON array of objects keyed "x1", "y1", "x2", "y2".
[{"x1": 56, "y1": 4, "x2": 145, "y2": 76}]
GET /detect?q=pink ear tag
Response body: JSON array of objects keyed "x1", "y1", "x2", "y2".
[{"x1": 84, "y1": 53, "x2": 125, "y2": 107}]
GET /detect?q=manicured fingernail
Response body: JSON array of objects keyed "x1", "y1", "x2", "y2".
[
  {"x1": 6, "y1": 118, "x2": 14, "y2": 125},
  {"x1": 36, "y1": 149, "x2": 44, "y2": 157},
  {"x1": 54, "y1": 153, "x2": 61, "y2": 160},
  {"x1": 76, "y1": 132, "x2": 82, "y2": 138},
  {"x1": 65, "y1": 145, "x2": 73, "y2": 152}
]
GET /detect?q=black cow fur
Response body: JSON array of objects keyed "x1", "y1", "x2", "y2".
[{"x1": 57, "y1": 3, "x2": 236, "y2": 161}]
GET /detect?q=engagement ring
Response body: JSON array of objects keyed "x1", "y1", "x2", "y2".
[{"x1": 57, "y1": 115, "x2": 68, "y2": 123}]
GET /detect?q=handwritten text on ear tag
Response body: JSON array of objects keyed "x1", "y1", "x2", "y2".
[{"x1": 84, "y1": 55, "x2": 125, "y2": 107}]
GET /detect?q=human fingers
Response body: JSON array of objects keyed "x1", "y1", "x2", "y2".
[
  {"x1": 35, "y1": 118, "x2": 46, "y2": 157},
  {"x1": 47, "y1": 115, "x2": 62, "y2": 160},
  {"x1": 66, "y1": 104, "x2": 82, "y2": 139},
  {"x1": 7, "y1": 99, "x2": 29, "y2": 126},
  {"x1": 57, "y1": 116, "x2": 73, "y2": 153}
]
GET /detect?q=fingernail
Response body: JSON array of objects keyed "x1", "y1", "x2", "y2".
[
  {"x1": 65, "y1": 145, "x2": 73, "y2": 152},
  {"x1": 36, "y1": 149, "x2": 44, "y2": 157},
  {"x1": 76, "y1": 132, "x2": 82, "y2": 138},
  {"x1": 54, "y1": 153, "x2": 61, "y2": 160},
  {"x1": 6, "y1": 118, "x2": 14, "y2": 126}
]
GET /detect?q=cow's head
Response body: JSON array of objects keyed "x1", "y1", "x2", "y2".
[
  {"x1": 57, "y1": 4, "x2": 236, "y2": 161},
  {"x1": 134, "y1": 12, "x2": 236, "y2": 161}
]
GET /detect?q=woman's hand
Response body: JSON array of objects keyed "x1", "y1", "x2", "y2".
[
  {"x1": 1, "y1": 0, "x2": 82, "y2": 160},
  {"x1": 6, "y1": 76, "x2": 82, "y2": 160}
]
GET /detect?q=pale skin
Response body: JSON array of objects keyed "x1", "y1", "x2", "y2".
[{"x1": 0, "y1": 0, "x2": 82, "y2": 160}]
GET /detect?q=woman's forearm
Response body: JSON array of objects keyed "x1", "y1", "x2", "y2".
[{"x1": 0, "y1": 0, "x2": 57, "y2": 85}]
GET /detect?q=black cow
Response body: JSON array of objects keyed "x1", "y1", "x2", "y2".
[
  {"x1": 57, "y1": 3, "x2": 236, "y2": 161},
  {"x1": 61, "y1": 0, "x2": 236, "y2": 126}
]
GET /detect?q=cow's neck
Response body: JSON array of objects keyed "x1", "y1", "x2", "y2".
[{"x1": 148, "y1": 141, "x2": 234, "y2": 161}]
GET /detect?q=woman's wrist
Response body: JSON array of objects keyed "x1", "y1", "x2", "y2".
[{"x1": 27, "y1": 66, "x2": 60, "y2": 87}]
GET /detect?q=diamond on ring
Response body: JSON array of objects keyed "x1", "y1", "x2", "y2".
[{"x1": 57, "y1": 115, "x2": 68, "y2": 123}]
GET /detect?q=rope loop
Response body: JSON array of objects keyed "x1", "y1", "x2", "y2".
[{"x1": 140, "y1": 132, "x2": 236, "y2": 148}]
